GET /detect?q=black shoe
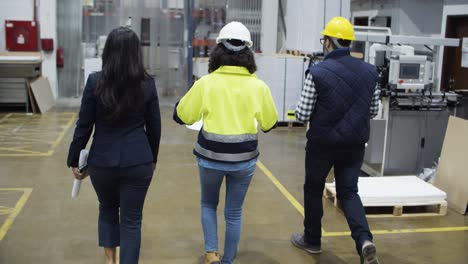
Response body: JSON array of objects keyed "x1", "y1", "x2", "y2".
[
  {"x1": 361, "y1": 240, "x2": 379, "y2": 264},
  {"x1": 290, "y1": 233, "x2": 322, "y2": 254}
]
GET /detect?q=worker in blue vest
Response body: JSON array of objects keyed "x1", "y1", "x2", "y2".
[{"x1": 291, "y1": 17, "x2": 381, "y2": 264}]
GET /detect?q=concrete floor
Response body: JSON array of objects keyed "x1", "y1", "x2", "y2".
[{"x1": 0, "y1": 105, "x2": 467, "y2": 264}]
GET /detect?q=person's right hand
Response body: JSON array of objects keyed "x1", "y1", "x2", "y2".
[{"x1": 72, "y1": 167, "x2": 88, "y2": 180}]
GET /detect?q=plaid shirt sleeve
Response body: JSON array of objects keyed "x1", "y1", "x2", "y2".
[
  {"x1": 295, "y1": 73, "x2": 317, "y2": 122},
  {"x1": 369, "y1": 84, "x2": 381, "y2": 119}
]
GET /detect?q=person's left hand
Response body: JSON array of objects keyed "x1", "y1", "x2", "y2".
[{"x1": 72, "y1": 167, "x2": 88, "y2": 180}]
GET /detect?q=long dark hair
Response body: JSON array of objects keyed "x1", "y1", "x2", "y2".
[
  {"x1": 96, "y1": 27, "x2": 147, "y2": 121},
  {"x1": 208, "y1": 40, "x2": 257, "y2": 74}
]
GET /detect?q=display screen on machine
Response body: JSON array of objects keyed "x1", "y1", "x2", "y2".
[{"x1": 399, "y1": 63, "x2": 420, "y2": 79}]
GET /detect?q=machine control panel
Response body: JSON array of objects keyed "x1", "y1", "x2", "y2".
[{"x1": 389, "y1": 55, "x2": 432, "y2": 91}]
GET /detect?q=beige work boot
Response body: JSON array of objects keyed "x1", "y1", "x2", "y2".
[{"x1": 204, "y1": 251, "x2": 221, "y2": 264}]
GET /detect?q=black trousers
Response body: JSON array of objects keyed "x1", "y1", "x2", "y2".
[
  {"x1": 89, "y1": 163, "x2": 153, "y2": 264},
  {"x1": 303, "y1": 142, "x2": 372, "y2": 253}
]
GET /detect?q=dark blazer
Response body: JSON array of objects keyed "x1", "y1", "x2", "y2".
[{"x1": 67, "y1": 72, "x2": 161, "y2": 168}]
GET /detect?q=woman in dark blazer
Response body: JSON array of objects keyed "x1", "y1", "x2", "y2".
[{"x1": 67, "y1": 27, "x2": 161, "y2": 264}]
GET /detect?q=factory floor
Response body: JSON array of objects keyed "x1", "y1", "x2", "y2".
[{"x1": 0, "y1": 103, "x2": 466, "y2": 264}]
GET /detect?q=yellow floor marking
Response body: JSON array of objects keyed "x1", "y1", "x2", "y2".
[
  {"x1": 324, "y1": 226, "x2": 468, "y2": 236},
  {"x1": 0, "y1": 147, "x2": 43, "y2": 155},
  {"x1": 257, "y1": 161, "x2": 326, "y2": 233},
  {"x1": 257, "y1": 161, "x2": 304, "y2": 217},
  {"x1": 0, "y1": 135, "x2": 55, "y2": 145},
  {"x1": 0, "y1": 188, "x2": 33, "y2": 241},
  {"x1": 0, "y1": 113, "x2": 76, "y2": 157},
  {"x1": 0, "y1": 113, "x2": 13, "y2": 123},
  {"x1": 50, "y1": 113, "x2": 77, "y2": 151},
  {"x1": 256, "y1": 160, "x2": 468, "y2": 237},
  {"x1": 0, "y1": 153, "x2": 51, "y2": 157},
  {"x1": 0, "y1": 206, "x2": 13, "y2": 216}
]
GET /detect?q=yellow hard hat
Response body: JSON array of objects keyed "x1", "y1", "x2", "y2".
[{"x1": 321, "y1": 17, "x2": 355, "y2": 41}]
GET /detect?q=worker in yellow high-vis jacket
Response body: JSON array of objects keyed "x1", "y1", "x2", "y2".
[{"x1": 174, "y1": 21, "x2": 278, "y2": 264}]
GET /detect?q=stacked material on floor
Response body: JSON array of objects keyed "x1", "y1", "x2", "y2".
[
  {"x1": 435, "y1": 116, "x2": 468, "y2": 215},
  {"x1": 325, "y1": 176, "x2": 447, "y2": 217},
  {"x1": 0, "y1": 52, "x2": 43, "y2": 110},
  {"x1": 0, "y1": 54, "x2": 41, "y2": 62}
]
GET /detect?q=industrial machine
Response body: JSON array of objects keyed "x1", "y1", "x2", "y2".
[
  {"x1": 353, "y1": 26, "x2": 460, "y2": 176},
  {"x1": 388, "y1": 54, "x2": 432, "y2": 91}
]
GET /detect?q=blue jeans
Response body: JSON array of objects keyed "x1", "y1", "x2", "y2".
[
  {"x1": 89, "y1": 163, "x2": 153, "y2": 264},
  {"x1": 303, "y1": 143, "x2": 372, "y2": 254},
  {"x1": 198, "y1": 162, "x2": 256, "y2": 264}
]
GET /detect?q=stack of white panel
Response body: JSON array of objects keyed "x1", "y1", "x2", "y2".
[
  {"x1": 326, "y1": 176, "x2": 447, "y2": 206},
  {"x1": 256, "y1": 54, "x2": 307, "y2": 121}
]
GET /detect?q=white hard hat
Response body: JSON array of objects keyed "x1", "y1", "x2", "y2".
[{"x1": 216, "y1": 21, "x2": 253, "y2": 48}]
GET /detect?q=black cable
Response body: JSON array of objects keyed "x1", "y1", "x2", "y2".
[
  {"x1": 424, "y1": 45, "x2": 433, "y2": 52},
  {"x1": 421, "y1": 89, "x2": 424, "y2": 110},
  {"x1": 278, "y1": 0, "x2": 287, "y2": 38}
]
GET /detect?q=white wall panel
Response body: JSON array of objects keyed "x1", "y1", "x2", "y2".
[
  {"x1": 285, "y1": 0, "x2": 350, "y2": 53},
  {"x1": 39, "y1": 0, "x2": 58, "y2": 98},
  {"x1": 256, "y1": 55, "x2": 286, "y2": 119},
  {"x1": 341, "y1": 0, "x2": 351, "y2": 19},
  {"x1": 261, "y1": 0, "x2": 278, "y2": 54},
  {"x1": 325, "y1": 0, "x2": 341, "y2": 26}
]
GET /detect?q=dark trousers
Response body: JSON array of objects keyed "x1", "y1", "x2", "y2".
[
  {"x1": 303, "y1": 142, "x2": 372, "y2": 253},
  {"x1": 89, "y1": 163, "x2": 153, "y2": 264}
]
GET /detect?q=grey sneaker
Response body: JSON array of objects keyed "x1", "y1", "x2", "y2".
[
  {"x1": 361, "y1": 240, "x2": 379, "y2": 264},
  {"x1": 290, "y1": 233, "x2": 322, "y2": 254}
]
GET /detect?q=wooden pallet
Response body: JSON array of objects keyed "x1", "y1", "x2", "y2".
[
  {"x1": 285, "y1": 49, "x2": 311, "y2": 57},
  {"x1": 324, "y1": 185, "x2": 448, "y2": 218},
  {"x1": 277, "y1": 121, "x2": 305, "y2": 128}
]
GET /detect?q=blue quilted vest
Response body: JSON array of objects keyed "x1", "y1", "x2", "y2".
[{"x1": 307, "y1": 48, "x2": 378, "y2": 147}]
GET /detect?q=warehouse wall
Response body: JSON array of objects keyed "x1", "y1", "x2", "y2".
[
  {"x1": 436, "y1": 2, "x2": 468, "y2": 90},
  {"x1": 351, "y1": 0, "x2": 443, "y2": 37},
  {"x1": 444, "y1": 0, "x2": 468, "y2": 4},
  {"x1": 284, "y1": 0, "x2": 351, "y2": 53},
  {"x1": 351, "y1": 0, "x2": 397, "y2": 31},
  {"x1": 398, "y1": 0, "x2": 443, "y2": 36},
  {"x1": 57, "y1": 0, "x2": 82, "y2": 98},
  {"x1": 0, "y1": 0, "x2": 34, "y2": 51},
  {"x1": 39, "y1": 0, "x2": 58, "y2": 99},
  {"x1": 261, "y1": 0, "x2": 278, "y2": 54},
  {"x1": 0, "y1": 0, "x2": 58, "y2": 98}
]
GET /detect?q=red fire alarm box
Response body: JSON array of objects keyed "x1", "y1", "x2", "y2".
[
  {"x1": 5, "y1": 20, "x2": 39, "y2": 51},
  {"x1": 41, "y1": 38, "x2": 54, "y2": 51}
]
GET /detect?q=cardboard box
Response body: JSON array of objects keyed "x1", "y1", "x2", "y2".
[{"x1": 435, "y1": 116, "x2": 468, "y2": 215}]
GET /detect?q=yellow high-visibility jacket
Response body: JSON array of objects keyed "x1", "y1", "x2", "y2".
[{"x1": 175, "y1": 66, "x2": 278, "y2": 162}]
